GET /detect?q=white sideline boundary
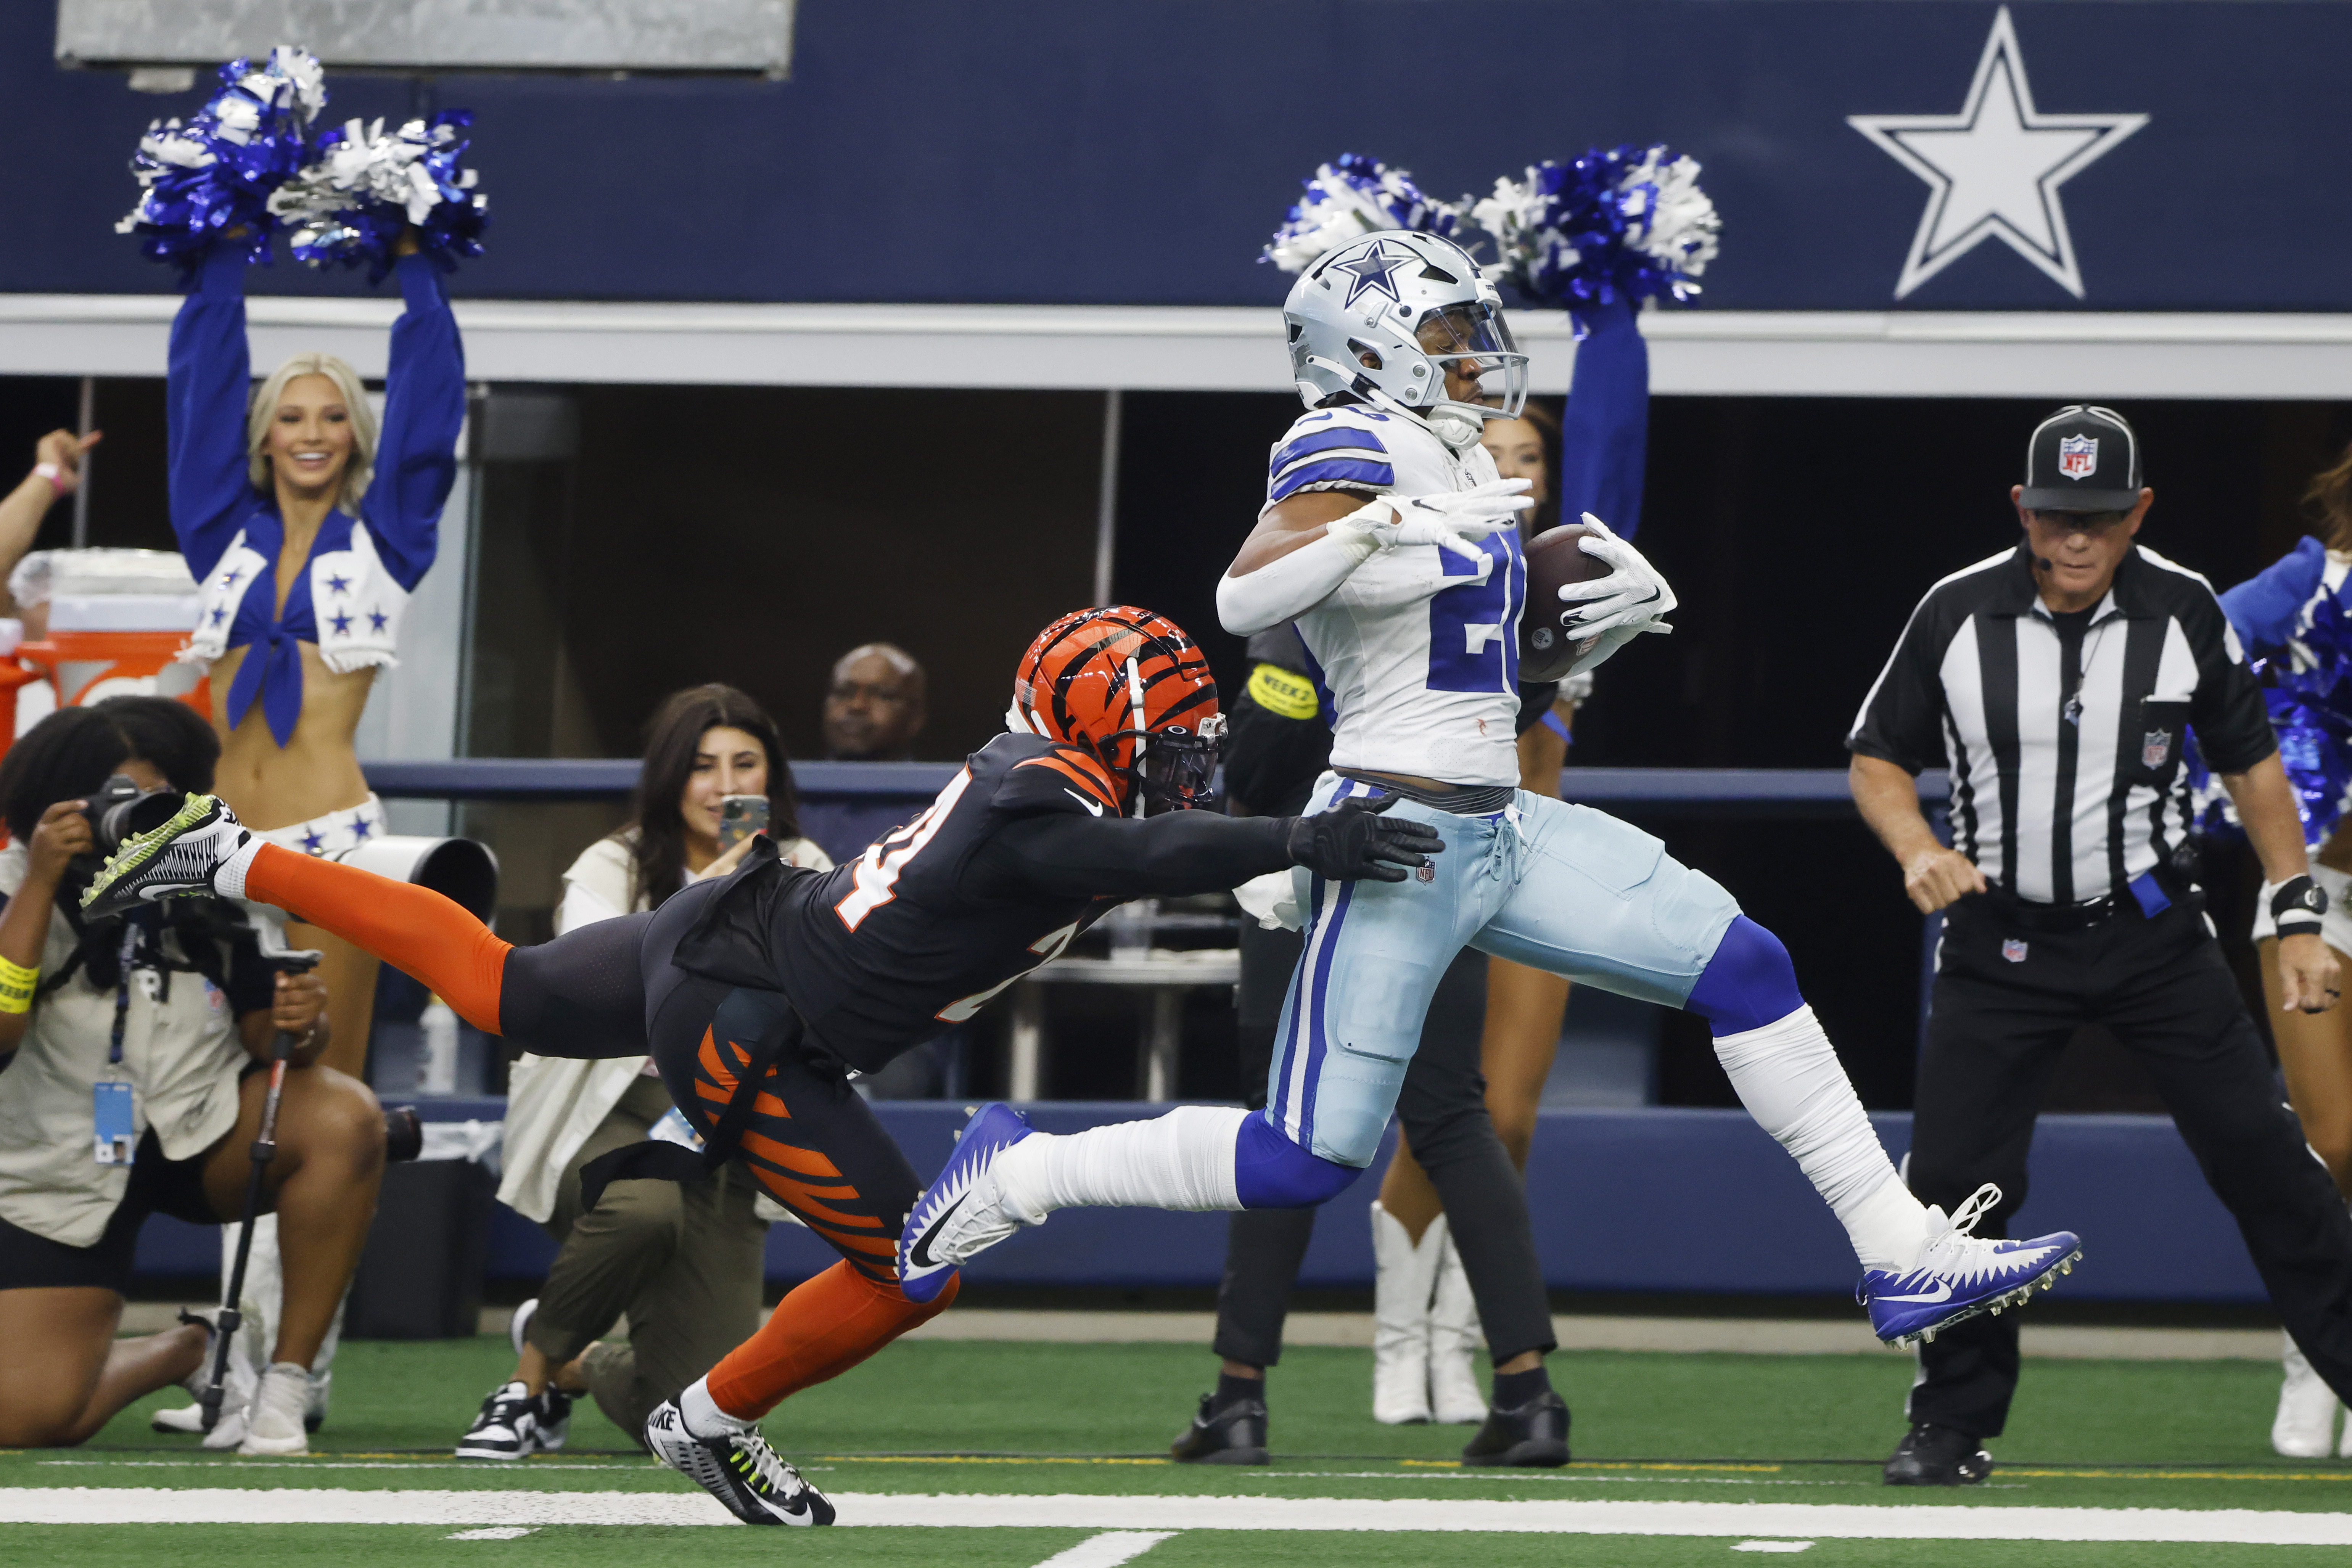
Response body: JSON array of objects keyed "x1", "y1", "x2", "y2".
[{"x1": 5, "y1": 1489, "x2": 2352, "y2": 1543}]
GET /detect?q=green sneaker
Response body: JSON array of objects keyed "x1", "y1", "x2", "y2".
[{"x1": 81, "y1": 793, "x2": 251, "y2": 920}]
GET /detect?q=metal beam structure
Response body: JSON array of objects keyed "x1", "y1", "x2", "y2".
[{"x1": 10, "y1": 295, "x2": 2352, "y2": 399}]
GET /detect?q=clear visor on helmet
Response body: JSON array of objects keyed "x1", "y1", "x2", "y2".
[{"x1": 1414, "y1": 303, "x2": 1527, "y2": 419}]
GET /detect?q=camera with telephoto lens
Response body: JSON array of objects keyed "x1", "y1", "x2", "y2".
[{"x1": 83, "y1": 773, "x2": 187, "y2": 856}]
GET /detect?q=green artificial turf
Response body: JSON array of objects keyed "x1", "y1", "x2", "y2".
[{"x1": 4, "y1": 1333, "x2": 2349, "y2": 1565}]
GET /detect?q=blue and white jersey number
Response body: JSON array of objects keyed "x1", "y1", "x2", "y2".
[{"x1": 1425, "y1": 529, "x2": 1523, "y2": 693}]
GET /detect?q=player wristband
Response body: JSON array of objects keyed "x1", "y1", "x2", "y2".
[
  {"x1": 32, "y1": 462, "x2": 63, "y2": 496},
  {"x1": 0, "y1": 956, "x2": 40, "y2": 1014},
  {"x1": 2267, "y1": 875, "x2": 2329, "y2": 938}
]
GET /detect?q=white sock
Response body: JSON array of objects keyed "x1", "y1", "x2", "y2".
[
  {"x1": 991, "y1": 1105, "x2": 1247, "y2": 1218},
  {"x1": 215, "y1": 836, "x2": 265, "y2": 901},
  {"x1": 679, "y1": 1375, "x2": 753, "y2": 1439},
  {"x1": 1712, "y1": 1005, "x2": 1926, "y2": 1272}
]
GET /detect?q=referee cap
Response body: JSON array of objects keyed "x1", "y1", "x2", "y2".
[{"x1": 2021, "y1": 405, "x2": 2143, "y2": 513}]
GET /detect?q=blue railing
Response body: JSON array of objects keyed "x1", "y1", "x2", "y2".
[{"x1": 365, "y1": 759, "x2": 1954, "y2": 810}]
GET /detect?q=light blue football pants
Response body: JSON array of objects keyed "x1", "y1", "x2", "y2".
[{"x1": 1266, "y1": 772, "x2": 1743, "y2": 1166}]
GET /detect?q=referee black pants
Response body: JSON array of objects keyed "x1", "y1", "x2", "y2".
[
  {"x1": 1908, "y1": 894, "x2": 2352, "y2": 1439},
  {"x1": 1210, "y1": 921, "x2": 1556, "y2": 1372}
]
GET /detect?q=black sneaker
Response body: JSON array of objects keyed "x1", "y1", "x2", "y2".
[
  {"x1": 535, "y1": 1385, "x2": 573, "y2": 1453},
  {"x1": 1883, "y1": 1422, "x2": 1992, "y2": 1486},
  {"x1": 454, "y1": 1381, "x2": 539, "y2": 1461},
  {"x1": 645, "y1": 1398, "x2": 835, "y2": 1526},
  {"x1": 1462, "y1": 1389, "x2": 1571, "y2": 1468},
  {"x1": 1170, "y1": 1392, "x2": 1269, "y2": 1465}
]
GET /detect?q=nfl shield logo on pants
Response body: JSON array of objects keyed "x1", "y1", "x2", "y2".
[
  {"x1": 2143, "y1": 730, "x2": 2172, "y2": 769},
  {"x1": 2002, "y1": 938, "x2": 2029, "y2": 963},
  {"x1": 2059, "y1": 435, "x2": 2098, "y2": 479}
]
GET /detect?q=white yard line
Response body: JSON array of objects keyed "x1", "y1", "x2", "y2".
[
  {"x1": 3, "y1": 1489, "x2": 2351, "y2": 1542},
  {"x1": 1030, "y1": 1532, "x2": 1177, "y2": 1567}
]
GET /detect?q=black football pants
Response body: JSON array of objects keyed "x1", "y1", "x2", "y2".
[
  {"x1": 1908, "y1": 894, "x2": 2352, "y2": 1438},
  {"x1": 1211, "y1": 920, "x2": 1556, "y2": 1370},
  {"x1": 504, "y1": 881, "x2": 924, "y2": 1286}
]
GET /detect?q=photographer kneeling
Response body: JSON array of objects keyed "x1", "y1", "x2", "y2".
[{"x1": 0, "y1": 699, "x2": 383, "y2": 1453}]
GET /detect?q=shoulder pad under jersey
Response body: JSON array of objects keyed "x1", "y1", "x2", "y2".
[
  {"x1": 1266, "y1": 406, "x2": 1397, "y2": 506},
  {"x1": 990, "y1": 737, "x2": 1123, "y2": 819}
]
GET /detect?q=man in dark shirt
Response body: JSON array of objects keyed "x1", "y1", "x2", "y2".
[{"x1": 1168, "y1": 627, "x2": 1565, "y2": 1466}]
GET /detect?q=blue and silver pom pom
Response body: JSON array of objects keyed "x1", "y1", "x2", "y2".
[
  {"x1": 1470, "y1": 144, "x2": 1720, "y2": 332},
  {"x1": 1263, "y1": 153, "x2": 1465, "y2": 273},
  {"x1": 272, "y1": 111, "x2": 489, "y2": 283},
  {"x1": 116, "y1": 45, "x2": 327, "y2": 277}
]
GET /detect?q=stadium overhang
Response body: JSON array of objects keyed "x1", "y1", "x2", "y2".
[{"x1": 3, "y1": 297, "x2": 2351, "y2": 400}]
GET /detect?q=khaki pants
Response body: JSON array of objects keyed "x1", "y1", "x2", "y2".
[{"x1": 529, "y1": 1076, "x2": 767, "y2": 1443}]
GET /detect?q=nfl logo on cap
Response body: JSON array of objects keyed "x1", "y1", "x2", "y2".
[
  {"x1": 2002, "y1": 938, "x2": 2029, "y2": 963},
  {"x1": 2022, "y1": 405, "x2": 2143, "y2": 514}
]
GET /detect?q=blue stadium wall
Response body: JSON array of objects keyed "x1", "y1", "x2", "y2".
[{"x1": 5, "y1": 2, "x2": 2347, "y2": 313}]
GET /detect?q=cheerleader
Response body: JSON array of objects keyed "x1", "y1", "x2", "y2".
[
  {"x1": 166, "y1": 228, "x2": 461, "y2": 1079},
  {"x1": 2217, "y1": 438, "x2": 2352, "y2": 1459}
]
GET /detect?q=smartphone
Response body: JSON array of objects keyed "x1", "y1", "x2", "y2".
[{"x1": 718, "y1": 794, "x2": 771, "y2": 849}]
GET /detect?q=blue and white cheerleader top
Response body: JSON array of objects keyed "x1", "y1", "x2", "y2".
[{"x1": 167, "y1": 244, "x2": 462, "y2": 746}]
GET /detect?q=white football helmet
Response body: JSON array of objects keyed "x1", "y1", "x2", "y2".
[{"x1": 1282, "y1": 230, "x2": 1528, "y2": 448}]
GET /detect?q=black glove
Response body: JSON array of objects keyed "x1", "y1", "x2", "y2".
[{"x1": 1283, "y1": 793, "x2": 1445, "y2": 883}]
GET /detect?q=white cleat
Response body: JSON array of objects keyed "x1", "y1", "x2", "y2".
[{"x1": 2275, "y1": 1332, "x2": 2342, "y2": 1459}]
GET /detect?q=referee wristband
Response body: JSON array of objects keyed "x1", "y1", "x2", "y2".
[
  {"x1": 0, "y1": 956, "x2": 39, "y2": 1014},
  {"x1": 2267, "y1": 875, "x2": 2329, "y2": 938}
]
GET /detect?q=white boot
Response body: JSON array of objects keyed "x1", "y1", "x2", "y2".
[
  {"x1": 2274, "y1": 1330, "x2": 2341, "y2": 1459},
  {"x1": 1426, "y1": 1220, "x2": 1488, "y2": 1425},
  {"x1": 1370, "y1": 1200, "x2": 1439, "y2": 1425},
  {"x1": 239, "y1": 1361, "x2": 312, "y2": 1455}
]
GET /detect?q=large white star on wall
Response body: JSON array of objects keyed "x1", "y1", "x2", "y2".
[{"x1": 1848, "y1": 6, "x2": 2148, "y2": 299}]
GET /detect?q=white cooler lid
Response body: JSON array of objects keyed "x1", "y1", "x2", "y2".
[{"x1": 49, "y1": 594, "x2": 202, "y2": 632}]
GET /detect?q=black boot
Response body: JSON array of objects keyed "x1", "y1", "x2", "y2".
[
  {"x1": 1461, "y1": 1389, "x2": 1570, "y2": 1467},
  {"x1": 1170, "y1": 1392, "x2": 1269, "y2": 1465},
  {"x1": 1883, "y1": 1422, "x2": 1992, "y2": 1486}
]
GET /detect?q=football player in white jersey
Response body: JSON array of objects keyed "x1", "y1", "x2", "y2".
[{"x1": 901, "y1": 231, "x2": 2085, "y2": 1389}]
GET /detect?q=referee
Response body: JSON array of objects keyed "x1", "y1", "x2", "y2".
[{"x1": 1848, "y1": 405, "x2": 2352, "y2": 1486}]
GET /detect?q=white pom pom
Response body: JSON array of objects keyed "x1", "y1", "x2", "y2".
[{"x1": 1264, "y1": 154, "x2": 1466, "y2": 274}]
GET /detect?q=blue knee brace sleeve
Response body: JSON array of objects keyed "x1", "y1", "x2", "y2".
[
  {"x1": 1234, "y1": 1112, "x2": 1364, "y2": 1208},
  {"x1": 1684, "y1": 915, "x2": 1805, "y2": 1035}
]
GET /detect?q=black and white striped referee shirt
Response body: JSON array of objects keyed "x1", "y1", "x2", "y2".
[{"x1": 1848, "y1": 544, "x2": 2275, "y2": 907}]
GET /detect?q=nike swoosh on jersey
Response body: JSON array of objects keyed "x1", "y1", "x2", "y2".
[{"x1": 1063, "y1": 789, "x2": 1105, "y2": 816}]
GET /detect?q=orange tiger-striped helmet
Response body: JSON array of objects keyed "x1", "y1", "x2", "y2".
[{"x1": 1008, "y1": 606, "x2": 1225, "y2": 815}]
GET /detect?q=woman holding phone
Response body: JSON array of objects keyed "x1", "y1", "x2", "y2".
[{"x1": 454, "y1": 685, "x2": 831, "y2": 1458}]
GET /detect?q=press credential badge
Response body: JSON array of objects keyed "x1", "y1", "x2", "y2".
[{"x1": 93, "y1": 1080, "x2": 137, "y2": 1165}]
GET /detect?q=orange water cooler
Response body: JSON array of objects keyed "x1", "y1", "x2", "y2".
[{"x1": 15, "y1": 549, "x2": 211, "y2": 724}]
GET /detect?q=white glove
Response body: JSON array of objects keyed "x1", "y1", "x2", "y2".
[
  {"x1": 1331, "y1": 479, "x2": 1534, "y2": 567},
  {"x1": 1555, "y1": 512, "x2": 1677, "y2": 638}
]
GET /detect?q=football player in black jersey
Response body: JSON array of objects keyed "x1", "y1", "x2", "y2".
[{"x1": 81, "y1": 606, "x2": 1441, "y2": 1527}]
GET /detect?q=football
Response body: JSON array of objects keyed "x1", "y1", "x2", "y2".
[{"x1": 1520, "y1": 523, "x2": 1612, "y2": 681}]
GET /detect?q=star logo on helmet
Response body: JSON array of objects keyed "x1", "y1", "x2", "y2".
[{"x1": 1333, "y1": 241, "x2": 1407, "y2": 310}]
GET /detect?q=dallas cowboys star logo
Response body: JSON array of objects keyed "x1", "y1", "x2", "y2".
[
  {"x1": 1848, "y1": 7, "x2": 2147, "y2": 299},
  {"x1": 1332, "y1": 240, "x2": 1407, "y2": 310}
]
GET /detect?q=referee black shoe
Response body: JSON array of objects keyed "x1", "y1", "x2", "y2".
[
  {"x1": 1461, "y1": 1389, "x2": 1571, "y2": 1467},
  {"x1": 1169, "y1": 1391, "x2": 1269, "y2": 1465},
  {"x1": 1883, "y1": 1422, "x2": 1993, "y2": 1486},
  {"x1": 644, "y1": 1399, "x2": 835, "y2": 1526}
]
